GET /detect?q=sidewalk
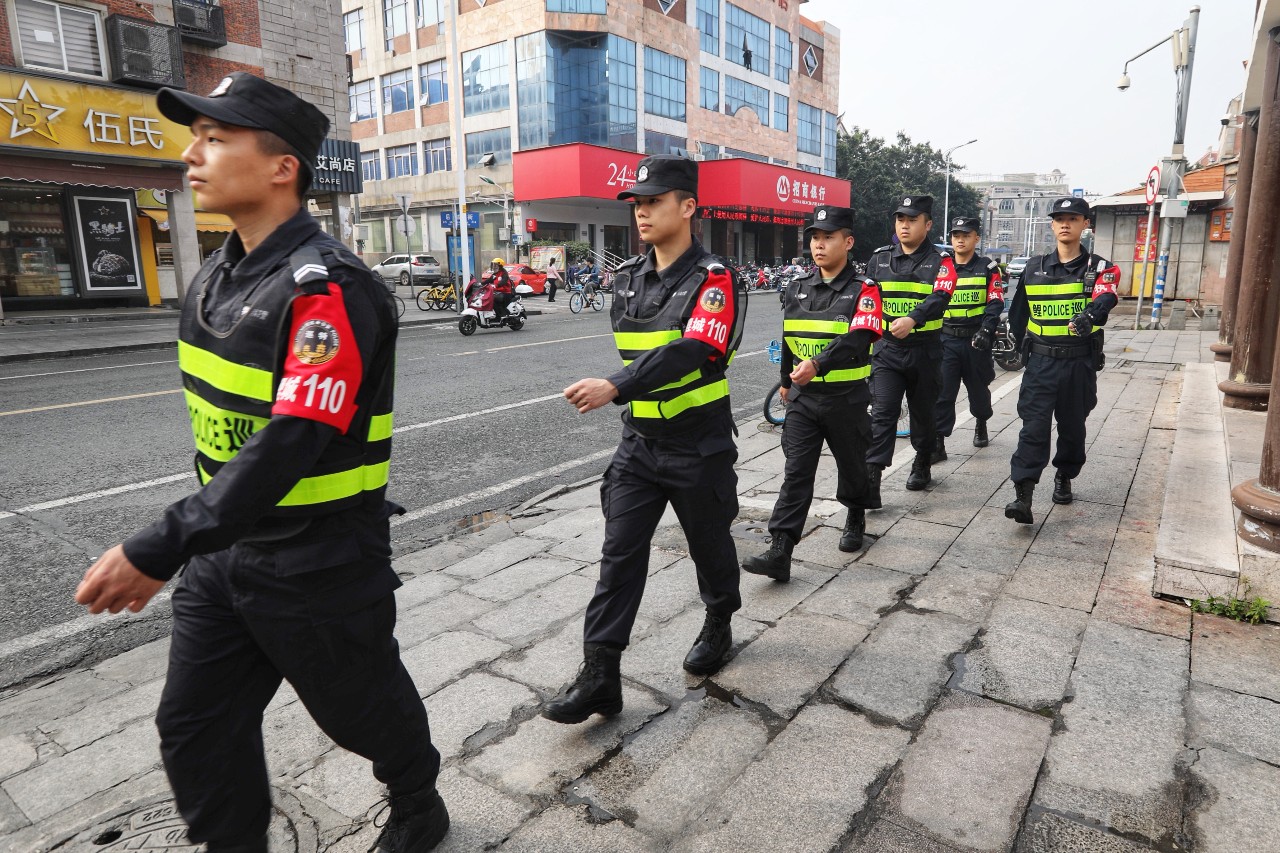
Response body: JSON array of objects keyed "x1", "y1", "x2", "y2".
[{"x1": 3, "y1": 329, "x2": 1279, "y2": 852}]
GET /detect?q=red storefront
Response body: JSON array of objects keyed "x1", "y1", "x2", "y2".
[{"x1": 512, "y1": 143, "x2": 851, "y2": 264}]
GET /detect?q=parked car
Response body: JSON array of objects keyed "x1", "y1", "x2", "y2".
[
  {"x1": 1006, "y1": 256, "x2": 1030, "y2": 281},
  {"x1": 507, "y1": 263, "x2": 549, "y2": 295},
  {"x1": 369, "y1": 253, "x2": 443, "y2": 287}
]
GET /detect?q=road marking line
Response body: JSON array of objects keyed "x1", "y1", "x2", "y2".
[
  {"x1": 0, "y1": 472, "x2": 194, "y2": 521},
  {"x1": 0, "y1": 389, "x2": 181, "y2": 417},
  {"x1": 392, "y1": 448, "x2": 615, "y2": 526},
  {"x1": 393, "y1": 394, "x2": 564, "y2": 434},
  {"x1": 0, "y1": 359, "x2": 177, "y2": 382}
]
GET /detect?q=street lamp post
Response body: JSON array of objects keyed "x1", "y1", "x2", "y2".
[
  {"x1": 1117, "y1": 6, "x2": 1200, "y2": 330},
  {"x1": 942, "y1": 138, "x2": 977, "y2": 241},
  {"x1": 479, "y1": 174, "x2": 515, "y2": 257}
]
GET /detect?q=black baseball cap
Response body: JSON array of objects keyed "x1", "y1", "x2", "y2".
[
  {"x1": 805, "y1": 205, "x2": 854, "y2": 234},
  {"x1": 894, "y1": 194, "x2": 934, "y2": 218},
  {"x1": 949, "y1": 216, "x2": 981, "y2": 234},
  {"x1": 1049, "y1": 196, "x2": 1091, "y2": 217},
  {"x1": 618, "y1": 155, "x2": 698, "y2": 200},
  {"x1": 158, "y1": 72, "x2": 330, "y2": 188}
]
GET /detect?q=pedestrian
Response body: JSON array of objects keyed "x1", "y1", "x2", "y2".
[
  {"x1": 865, "y1": 195, "x2": 957, "y2": 502},
  {"x1": 741, "y1": 205, "x2": 882, "y2": 581},
  {"x1": 1004, "y1": 196, "x2": 1120, "y2": 523},
  {"x1": 72, "y1": 73, "x2": 447, "y2": 853},
  {"x1": 932, "y1": 216, "x2": 1005, "y2": 462},
  {"x1": 546, "y1": 256, "x2": 561, "y2": 302},
  {"x1": 542, "y1": 154, "x2": 747, "y2": 724}
]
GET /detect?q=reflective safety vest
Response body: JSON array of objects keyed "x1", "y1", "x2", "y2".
[
  {"x1": 611, "y1": 255, "x2": 747, "y2": 436},
  {"x1": 944, "y1": 275, "x2": 989, "y2": 322},
  {"x1": 1022, "y1": 253, "x2": 1098, "y2": 340},
  {"x1": 179, "y1": 244, "x2": 395, "y2": 517},
  {"x1": 782, "y1": 272, "x2": 872, "y2": 388},
  {"x1": 870, "y1": 245, "x2": 949, "y2": 335}
]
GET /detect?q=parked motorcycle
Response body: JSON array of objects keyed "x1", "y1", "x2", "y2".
[
  {"x1": 992, "y1": 314, "x2": 1022, "y2": 371},
  {"x1": 458, "y1": 287, "x2": 527, "y2": 335}
]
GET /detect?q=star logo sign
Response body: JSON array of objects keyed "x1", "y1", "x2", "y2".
[{"x1": 0, "y1": 81, "x2": 66, "y2": 143}]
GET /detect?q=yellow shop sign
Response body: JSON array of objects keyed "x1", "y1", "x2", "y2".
[{"x1": 0, "y1": 70, "x2": 188, "y2": 162}]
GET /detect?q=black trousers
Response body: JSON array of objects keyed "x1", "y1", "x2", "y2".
[
  {"x1": 547, "y1": 277, "x2": 558, "y2": 301},
  {"x1": 1010, "y1": 352, "x2": 1098, "y2": 484},
  {"x1": 935, "y1": 331, "x2": 996, "y2": 437},
  {"x1": 769, "y1": 387, "x2": 872, "y2": 542},
  {"x1": 584, "y1": 429, "x2": 741, "y2": 648},
  {"x1": 157, "y1": 537, "x2": 438, "y2": 846},
  {"x1": 867, "y1": 338, "x2": 943, "y2": 467}
]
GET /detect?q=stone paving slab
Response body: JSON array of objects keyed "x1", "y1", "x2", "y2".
[
  {"x1": 943, "y1": 506, "x2": 1040, "y2": 575},
  {"x1": 500, "y1": 804, "x2": 660, "y2": 852},
  {"x1": 843, "y1": 818, "x2": 961, "y2": 853},
  {"x1": 907, "y1": 562, "x2": 1007, "y2": 623},
  {"x1": 1187, "y1": 681, "x2": 1280, "y2": 766},
  {"x1": 861, "y1": 518, "x2": 963, "y2": 575},
  {"x1": 470, "y1": 575, "x2": 598, "y2": 646},
  {"x1": 671, "y1": 705, "x2": 911, "y2": 853},
  {"x1": 427, "y1": 673, "x2": 538, "y2": 761},
  {"x1": 1001, "y1": 552, "x2": 1105, "y2": 612},
  {"x1": 1187, "y1": 746, "x2": 1280, "y2": 853},
  {"x1": 800, "y1": 563, "x2": 915, "y2": 626},
  {"x1": 1190, "y1": 613, "x2": 1280, "y2": 702}
]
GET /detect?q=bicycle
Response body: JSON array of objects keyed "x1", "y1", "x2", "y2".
[
  {"x1": 416, "y1": 282, "x2": 458, "y2": 311},
  {"x1": 763, "y1": 340, "x2": 787, "y2": 425},
  {"x1": 566, "y1": 277, "x2": 604, "y2": 314}
]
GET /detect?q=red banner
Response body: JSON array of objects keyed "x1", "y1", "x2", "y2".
[
  {"x1": 513, "y1": 143, "x2": 644, "y2": 202},
  {"x1": 1134, "y1": 217, "x2": 1158, "y2": 262},
  {"x1": 699, "y1": 159, "x2": 851, "y2": 213}
]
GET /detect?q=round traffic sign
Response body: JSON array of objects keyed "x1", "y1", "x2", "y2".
[{"x1": 1145, "y1": 165, "x2": 1161, "y2": 205}]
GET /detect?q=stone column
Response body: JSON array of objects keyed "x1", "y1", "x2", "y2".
[
  {"x1": 1221, "y1": 29, "x2": 1280, "y2": 411},
  {"x1": 1210, "y1": 110, "x2": 1259, "y2": 362},
  {"x1": 166, "y1": 187, "x2": 202, "y2": 305}
]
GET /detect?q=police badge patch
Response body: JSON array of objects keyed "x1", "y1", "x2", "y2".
[
  {"x1": 859, "y1": 296, "x2": 876, "y2": 312},
  {"x1": 293, "y1": 319, "x2": 340, "y2": 365},
  {"x1": 700, "y1": 286, "x2": 727, "y2": 313}
]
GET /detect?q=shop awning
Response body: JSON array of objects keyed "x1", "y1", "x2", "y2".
[
  {"x1": 141, "y1": 209, "x2": 235, "y2": 232},
  {"x1": 0, "y1": 153, "x2": 185, "y2": 191}
]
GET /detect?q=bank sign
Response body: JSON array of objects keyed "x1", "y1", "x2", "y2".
[{"x1": 0, "y1": 70, "x2": 187, "y2": 162}]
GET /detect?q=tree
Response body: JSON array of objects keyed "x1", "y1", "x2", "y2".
[{"x1": 836, "y1": 127, "x2": 983, "y2": 261}]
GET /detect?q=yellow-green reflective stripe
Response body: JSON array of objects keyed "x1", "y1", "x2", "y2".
[
  {"x1": 956, "y1": 276, "x2": 986, "y2": 286},
  {"x1": 178, "y1": 341, "x2": 273, "y2": 402},
  {"x1": 917, "y1": 318, "x2": 942, "y2": 332},
  {"x1": 630, "y1": 379, "x2": 728, "y2": 419},
  {"x1": 277, "y1": 461, "x2": 390, "y2": 507},
  {"x1": 879, "y1": 281, "x2": 934, "y2": 295},
  {"x1": 1028, "y1": 321, "x2": 1073, "y2": 337},
  {"x1": 813, "y1": 365, "x2": 870, "y2": 383},
  {"x1": 1024, "y1": 282, "x2": 1084, "y2": 296},
  {"x1": 368, "y1": 413, "x2": 393, "y2": 442},
  {"x1": 184, "y1": 390, "x2": 269, "y2": 462},
  {"x1": 614, "y1": 330, "x2": 681, "y2": 350},
  {"x1": 783, "y1": 319, "x2": 849, "y2": 334},
  {"x1": 655, "y1": 370, "x2": 703, "y2": 392}
]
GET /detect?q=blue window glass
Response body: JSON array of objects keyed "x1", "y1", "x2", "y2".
[
  {"x1": 645, "y1": 130, "x2": 687, "y2": 156},
  {"x1": 424, "y1": 137, "x2": 451, "y2": 173},
  {"x1": 343, "y1": 9, "x2": 364, "y2": 55},
  {"x1": 773, "y1": 27, "x2": 791, "y2": 83},
  {"x1": 824, "y1": 111, "x2": 837, "y2": 176},
  {"x1": 382, "y1": 68, "x2": 414, "y2": 114},
  {"x1": 415, "y1": 0, "x2": 442, "y2": 27},
  {"x1": 724, "y1": 75, "x2": 769, "y2": 127},
  {"x1": 725, "y1": 4, "x2": 769, "y2": 74},
  {"x1": 697, "y1": 0, "x2": 719, "y2": 55},
  {"x1": 385, "y1": 143, "x2": 418, "y2": 178},
  {"x1": 462, "y1": 42, "x2": 510, "y2": 116},
  {"x1": 701, "y1": 142, "x2": 720, "y2": 160},
  {"x1": 798, "y1": 101, "x2": 822, "y2": 155},
  {"x1": 644, "y1": 47, "x2": 686, "y2": 121},
  {"x1": 547, "y1": 0, "x2": 605, "y2": 11},
  {"x1": 466, "y1": 128, "x2": 512, "y2": 167},
  {"x1": 700, "y1": 66, "x2": 719, "y2": 111},
  {"x1": 349, "y1": 78, "x2": 377, "y2": 122},
  {"x1": 516, "y1": 32, "x2": 549, "y2": 150},
  {"x1": 512, "y1": 32, "x2": 636, "y2": 152},
  {"x1": 419, "y1": 58, "x2": 448, "y2": 105},
  {"x1": 360, "y1": 150, "x2": 381, "y2": 182},
  {"x1": 773, "y1": 92, "x2": 788, "y2": 132}
]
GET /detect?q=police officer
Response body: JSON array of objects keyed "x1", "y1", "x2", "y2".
[
  {"x1": 865, "y1": 195, "x2": 957, "y2": 500},
  {"x1": 74, "y1": 74, "x2": 447, "y2": 853},
  {"x1": 932, "y1": 216, "x2": 1005, "y2": 462},
  {"x1": 741, "y1": 205, "x2": 882, "y2": 580},
  {"x1": 1004, "y1": 196, "x2": 1120, "y2": 523},
  {"x1": 542, "y1": 155, "x2": 747, "y2": 724}
]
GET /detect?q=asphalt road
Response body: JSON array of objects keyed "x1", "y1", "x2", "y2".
[{"x1": 0, "y1": 294, "x2": 786, "y2": 657}]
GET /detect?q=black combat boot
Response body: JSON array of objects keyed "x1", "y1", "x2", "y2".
[
  {"x1": 931, "y1": 434, "x2": 947, "y2": 465},
  {"x1": 905, "y1": 454, "x2": 932, "y2": 491},
  {"x1": 867, "y1": 464, "x2": 884, "y2": 509},
  {"x1": 1004, "y1": 480, "x2": 1035, "y2": 524},
  {"x1": 839, "y1": 509, "x2": 865, "y2": 552},
  {"x1": 973, "y1": 419, "x2": 989, "y2": 448},
  {"x1": 1052, "y1": 471, "x2": 1073, "y2": 504},
  {"x1": 372, "y1": 787, "x2": 450, "y2": 853},
  {"x1": 683, "y1": 611, "x2": 732, "y2": 675},
  {"x1": 742, "y1": 534, "x2": 793, "y2": 582},
  {"x1": 541, "y1": 643, "x2": 623, "y2": 724}
]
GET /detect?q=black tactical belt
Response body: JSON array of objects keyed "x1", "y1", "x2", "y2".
[
  {"x1": 941, "y1": 325, "x2": 979, "y2": 338},
  {"x1": 1028, "y1": 340, "x2": 1092, "y2": 359}
]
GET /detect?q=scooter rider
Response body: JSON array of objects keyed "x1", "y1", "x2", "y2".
[{"x1": 489, "y1": 258, "x2": 513, "y2": 319}]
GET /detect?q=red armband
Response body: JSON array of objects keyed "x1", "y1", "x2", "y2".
[
  {"x1": 272, "y1": 283, "x2": 364, "y2": 432},
  {"x1": 1093, "y1": 264, "x2": 1121, "y2": 298},
  {"x1": 683, "y1": 270, "x2": 735, "y2": 355},
  {"x1": 850, "y1": 280, "x2": 883, "y2": 338},
  {"x1": 934, "y1": 256, "x2": 957, "y2": 295},
  {"x1": 987, "y1": 270, "x2": 1004, "y2": 302}
]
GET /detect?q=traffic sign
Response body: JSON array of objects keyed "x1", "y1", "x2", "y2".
[
  {"x1": 440, "y1": 211, "x2": 479, "y2": 229},
  {"x1": 394, "y1": 193, "x2": 412, "y2": 215},
  {"x1": 1145, "y1": 165, "x2": 1161, "y2": 205},
  {"x1": 394, "y1": 214, "x2": 416, "y2": 237}
]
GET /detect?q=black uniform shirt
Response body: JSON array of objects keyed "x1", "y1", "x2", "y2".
[
  {"x1": 124, "y1": 209, "x2": 388, "y2": 581},
  {"x1": 779, "y1": 262, "x2": 878, "y2": 388},
  {"x1": 950, "y1": 254, "x2": 1005, "y2": 335},
  {"x1": 1008, "y1": 248, "x2": 1119, "y2": 346}
]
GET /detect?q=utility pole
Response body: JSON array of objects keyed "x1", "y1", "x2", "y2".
[{"x1": 447, "y1": 0, "x2": 471, "y2": 310}]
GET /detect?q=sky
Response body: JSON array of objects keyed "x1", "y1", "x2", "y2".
[{"x1": 803, "y1": 0, "x2": 1257, "y2": 195}]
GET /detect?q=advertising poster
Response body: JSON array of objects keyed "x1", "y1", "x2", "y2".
[
  {"x1": 531, "y1": 244, "x2": 566, "y2": 272},
  {"x1": 72, "y1": 196, "x2": 143, "y2": 292}
]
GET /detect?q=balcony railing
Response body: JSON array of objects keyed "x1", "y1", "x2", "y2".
[{"x1": 174, "y1": 0, "x2": 228, "y2": 48}]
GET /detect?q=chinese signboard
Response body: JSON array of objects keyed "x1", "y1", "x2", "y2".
[
  {"x1": 0, "y1": 71, "x2": 188, "y2": 162},
  {"x1": 700, "y1": 207, "x2": 806, "y2": 227},
  {"x1": 1133, "y1": 217, "x2": 1158, "y2": 263},
  {"x1": 72, "y1": 196, "x2": 143, "y2": 292},
  {"x1": 699, "y1": 160, "x2": 851, "y2": 213},
  {"x1": 312, "y1": 139, "x2": 362, "y2": 194}
]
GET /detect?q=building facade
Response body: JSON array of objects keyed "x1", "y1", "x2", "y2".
[
  {"x1": 341, "y1": 0, "x2": 842, "y2": 270},
  {"x1": 0, "y1": 0, "x2": 351, "y2": 313},
  {"x1": 958, "y1": 170, "x2": 1072, "y2": 262}
]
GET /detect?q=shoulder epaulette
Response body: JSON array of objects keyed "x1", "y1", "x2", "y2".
[
  {"x1": 289, "y1": 246, "x2": 329, "y2": 293},
  {"x1": 986, "y1": 259, "x2": 999, "y2": 271},
  {"x1": 874, "y1": 245, "x2": 893, "y2": 254}
]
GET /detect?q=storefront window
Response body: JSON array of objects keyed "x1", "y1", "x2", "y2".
[{"x1": 0, "y1": 184, "x2": 75, "y2": 298}]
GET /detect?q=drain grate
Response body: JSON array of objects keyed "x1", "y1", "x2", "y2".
[{"x1": 60, "y1": 797, "x2": 299, "y2": 853}]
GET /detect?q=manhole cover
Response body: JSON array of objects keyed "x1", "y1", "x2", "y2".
[
  {"x1": 59, "y1": 797, "x2": 299, "y2": 853},
  {"x1": 731, "y1": 521, "x2": 772, "y2": 542}
]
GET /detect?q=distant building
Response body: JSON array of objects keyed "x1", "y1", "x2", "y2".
[{"x1": 957, "y1": 170, "x2": 1071, "y2": 261}]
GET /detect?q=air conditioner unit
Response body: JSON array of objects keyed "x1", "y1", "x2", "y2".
[
  {"x1": 106, "y1": 15, "x2": 185, "y2": 89},
  {"x1": 174, "y1": 0, "x2": 227, "y2": 48}
]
